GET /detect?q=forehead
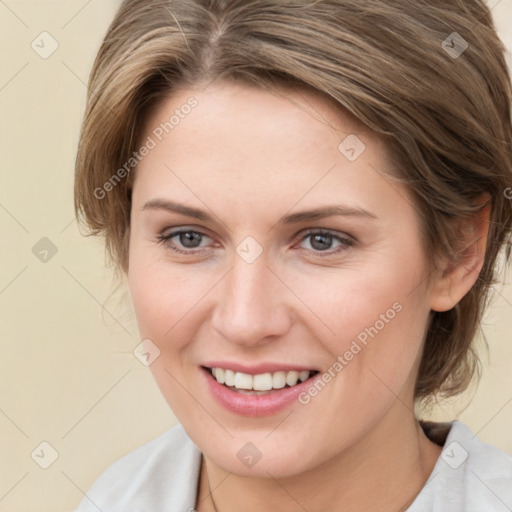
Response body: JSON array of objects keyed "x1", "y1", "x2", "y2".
[
  {"x1": 131, "y1": 80, "x2": 408, "y2": 223},
  {"x1": 140, "y1": 79, "x2": 372, "y2": 155}
]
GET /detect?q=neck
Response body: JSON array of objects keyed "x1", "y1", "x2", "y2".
[{"x1": 196, "y1": 405, "x2": 443, "y2": 512}]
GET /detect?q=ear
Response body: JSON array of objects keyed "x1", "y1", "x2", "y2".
[{"x1": 429, "y1": 194, "x2": 491, "y2": 312}]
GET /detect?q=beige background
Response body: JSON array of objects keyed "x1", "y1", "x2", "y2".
[{"x1": 0, "y1": 1, "x2": 511, "y2": 511}]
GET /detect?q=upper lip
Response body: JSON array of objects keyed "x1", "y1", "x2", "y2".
[{"x1": 201, "y1": 361, "x2": 320, "y2": 375}]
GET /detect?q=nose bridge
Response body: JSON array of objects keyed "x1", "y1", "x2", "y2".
[{"x1": 211, "y1": 253, "x2": 291, "y2": 346}]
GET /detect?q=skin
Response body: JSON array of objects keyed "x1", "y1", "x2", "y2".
[{"x1": 126, "y1": 79, "x2": 490, "y2": 512}]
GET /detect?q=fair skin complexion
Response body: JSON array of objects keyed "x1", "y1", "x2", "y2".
[{"x1": 126, "y1": 80, "x2": 489, "y2": 512}]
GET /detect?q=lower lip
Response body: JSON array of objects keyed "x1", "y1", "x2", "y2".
[{"x1": 200, "y1": 366, "x2": 321, "y2": 417}]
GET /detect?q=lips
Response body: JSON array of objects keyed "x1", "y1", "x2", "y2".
[
  {"x1": 200, "y1": 364, "x2": 323, "y2": 416},
  {"x1": 201, "y1": 360, "x2": 320, "y2": 375}
]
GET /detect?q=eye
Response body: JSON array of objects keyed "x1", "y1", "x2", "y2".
[
  {"x1": 297, "y1": 229, "x2": 355, "y2": 255},
  {"x1": 156, "y1": 227, "x2": 355, "y2": 257},
  {"x1": 156, "y1": 229, "x2": 212, "y2": 254}
]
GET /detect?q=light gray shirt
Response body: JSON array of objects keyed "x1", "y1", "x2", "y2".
[{"x1": 74, "y1": 420, "x2": 512, "y2": 511}]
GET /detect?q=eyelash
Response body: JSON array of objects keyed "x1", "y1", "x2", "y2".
[{"x1": 156, "y1": 228, "x2": 355, "y2": 257}]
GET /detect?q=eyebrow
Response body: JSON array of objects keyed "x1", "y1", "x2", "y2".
[{"x1": 141, "y1": 198, "x2": 378, "y2": 224}]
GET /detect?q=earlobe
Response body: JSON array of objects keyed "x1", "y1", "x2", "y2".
[{"x1": 429, "y1": 196, "x2": 491, "y2": 312}]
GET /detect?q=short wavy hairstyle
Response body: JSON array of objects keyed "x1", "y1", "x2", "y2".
[{"x1": 74, "y1": 0, "x2": 512, "y2": 402}]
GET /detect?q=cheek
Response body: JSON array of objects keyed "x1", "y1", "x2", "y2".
[
  {"x1": 127, "y1": 255, "x2": 209, "y2": 416},
  {"x1": 286, "y1": 254, "x2": 428, "y2": 390},
  {"x1": 127, "y1": 251, "x2": 218, "y2": 353}
]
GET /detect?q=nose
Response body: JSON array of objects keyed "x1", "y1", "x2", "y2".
[{"x1": 210, "y1": 254, "x2": 292, "y2": 348}]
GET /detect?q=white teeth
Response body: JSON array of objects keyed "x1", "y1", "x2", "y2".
[
  {"x1": 224, "y1": 369, "x2": 235, "y2": 386},
  {"x1": 298, "y1": 370, "x2": 310, "y2": 382},
  {"x1": 212, "y1": 367, "x2": 224, "y2": 384},
  {"x1": 234, "y1": 372, "x2": 253, "y2": 390},
  {"x1": 272, "y1": 371, "x2": 286, "y2": 389},
  {"x1": 210, "y1": 367, "x2": 316, "y2": 391},
  {"x1": 253, "y1": 373, "x2": 273, "y2": 391},
  {"x1": 285, "y1": 371, "x2": 299, "y2": 386}
]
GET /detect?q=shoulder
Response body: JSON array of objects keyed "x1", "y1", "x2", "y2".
[
  {"x1": 446, "y1": 419, "x2": 512, "y2": 473},
  {"x1": 450, "y1": 420, "x2": 512, "y2": 504},
  {"x1": 409, "y1": 420, "x2": 512, "y2": 512},
  {"x1": 74, "y1": 422, "x2": 202, "y2": 512}
]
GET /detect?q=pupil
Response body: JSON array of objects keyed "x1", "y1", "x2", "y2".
[
  {"x1": 180, "y1": 231, "x2": 202, "y2": 248},
  {"x1": 311, "y1": 233, "x2": 332, "y2": 250}
]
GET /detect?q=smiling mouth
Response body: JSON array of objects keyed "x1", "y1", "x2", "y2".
[{"x1": 203, "y1": 366, "x2": 320, "y2": 395}]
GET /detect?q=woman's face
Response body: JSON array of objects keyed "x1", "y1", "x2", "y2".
[{"x1": 127, "y1": 80, "x2": 438, "y2": 477}]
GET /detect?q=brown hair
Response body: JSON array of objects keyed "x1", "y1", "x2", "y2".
[{"x1": 74, "y1": 0, "x2": 512, "y2": 402}]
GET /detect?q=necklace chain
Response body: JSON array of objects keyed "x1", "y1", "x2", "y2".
[{"x1": 204, "y1": 458, "x2": 218, "y2": 512}]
